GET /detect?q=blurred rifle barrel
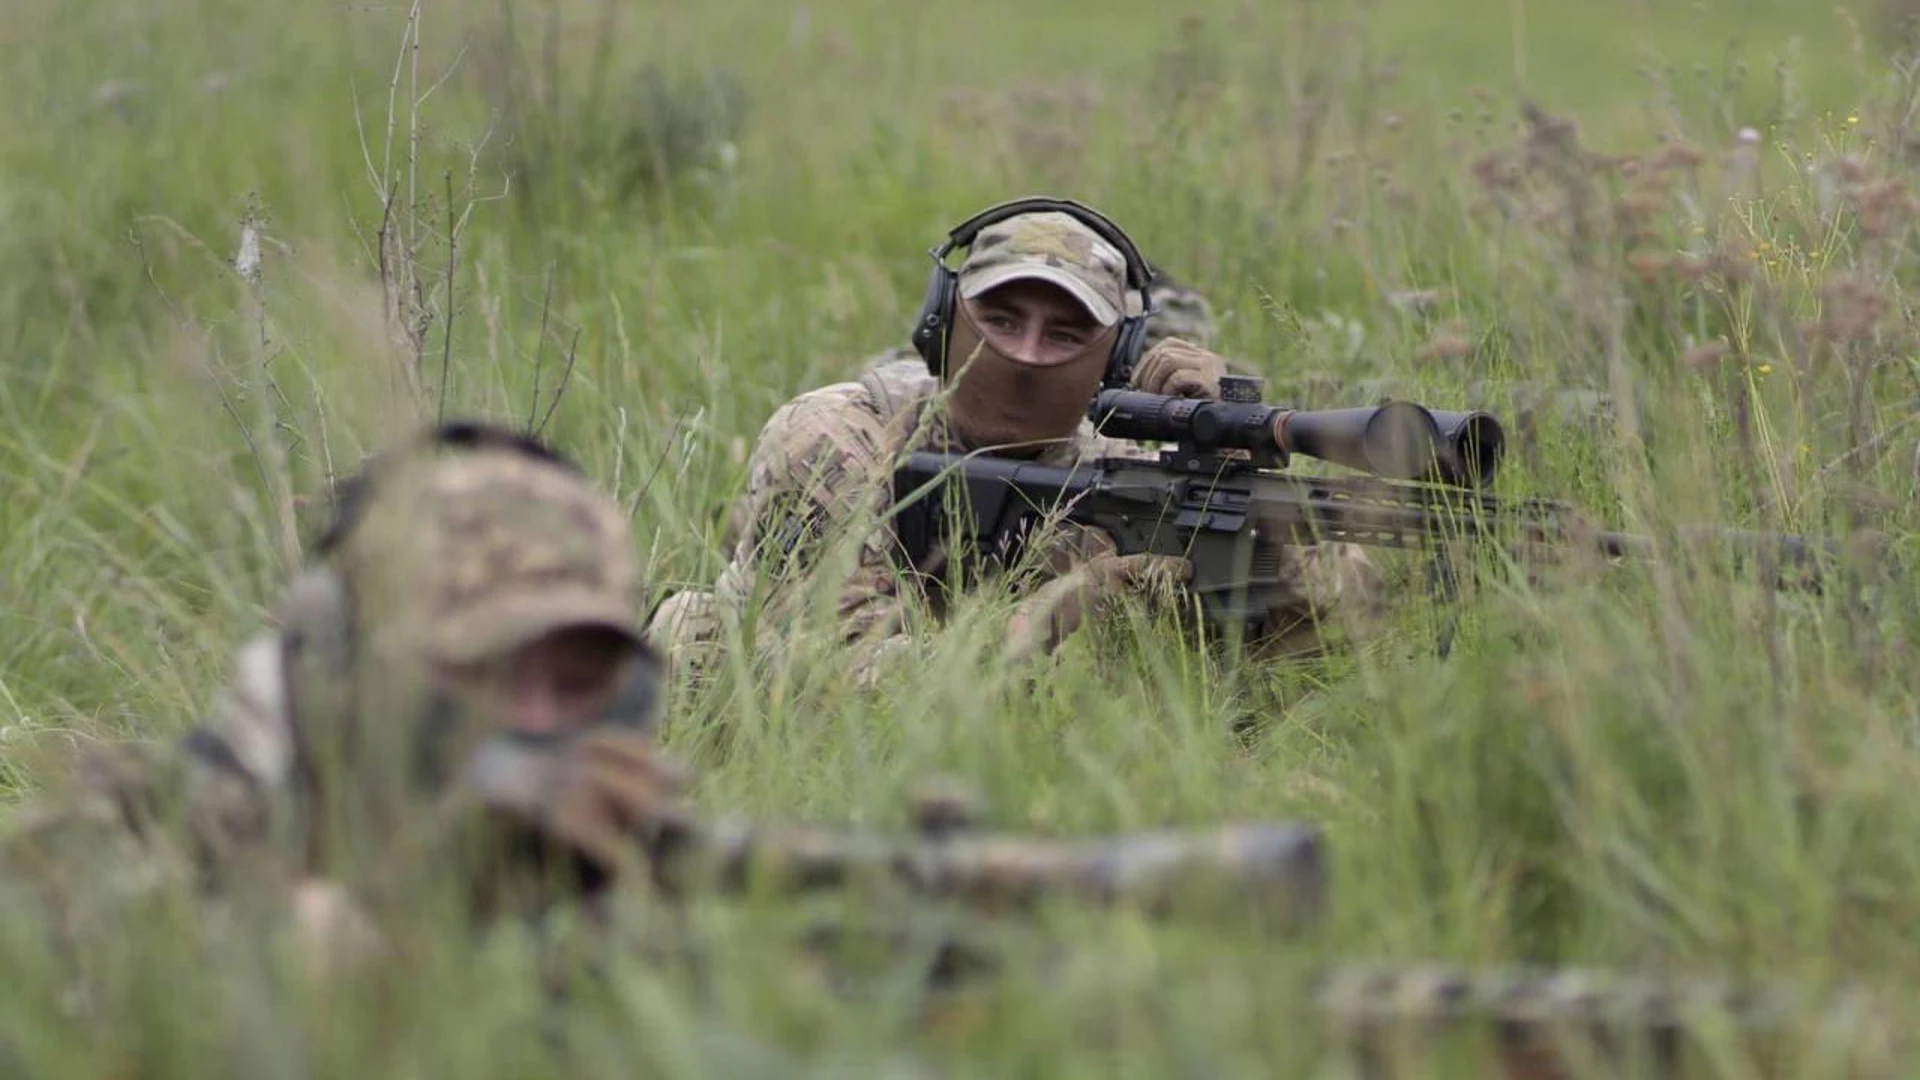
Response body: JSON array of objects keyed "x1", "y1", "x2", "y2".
[{"x1": 651, "y1": 817, "x2": 1327, "y2": 927}]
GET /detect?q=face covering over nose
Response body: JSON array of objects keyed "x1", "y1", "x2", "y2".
[{"x1": 941, "y1": 305, "x2": 1116, "y2": 458}]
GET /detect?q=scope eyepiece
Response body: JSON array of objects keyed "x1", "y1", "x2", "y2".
[{"x1": 1424, "y1": 410, "x2": 1504, "y2": 488}]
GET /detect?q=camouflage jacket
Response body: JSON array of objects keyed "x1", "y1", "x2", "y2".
[
  {"x1": 2, "y1": 634, "x2": 289, "y2": 859},
  {"x1": 706, "y1": 356, "x2": 1159, "y2": 651}
]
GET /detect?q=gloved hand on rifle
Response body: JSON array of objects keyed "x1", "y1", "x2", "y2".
[
  {"x1": 1128, "y1": 338, "x2": 1228, "y2": 400},
  {"x1": 1001, "y1": 549, "x2": 1192, "y2": 665},
  {"x1": 463, "y1": 725, "x2": 692, "y2": 886}
]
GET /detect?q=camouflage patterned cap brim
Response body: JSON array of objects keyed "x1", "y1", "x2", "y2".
[
  {"x1": 428, "y1": 587, "x2": 640, "y2": 666},
  {"x1": 958, "y1": 263, "x2": 1122, "y2": 327}
]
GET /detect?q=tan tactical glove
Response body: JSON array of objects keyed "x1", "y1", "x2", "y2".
[
  {"x1": 542, "y1": 730, "x2": 691, "y2": 875},
  {"x1": 1002, "y1": 552, "x2": 1191, "y2": 665},
  {"x1": 1129, "y1": 338, "x2": 1228, "y2": 400},
  {"x1": 465, "y1": 730, "x2": 690, "y2": 879}
]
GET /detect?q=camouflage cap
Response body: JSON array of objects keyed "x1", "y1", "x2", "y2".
[
  {"x1": 958, "y1": 211, "x2": 1129, "y2": 327},
  {"x1": 339, "y1": 440, "x2": 640, "y2": 667}
]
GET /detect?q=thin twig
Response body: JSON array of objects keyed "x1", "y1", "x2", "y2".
[
  {"x1": 533, "y1": 328, "x2": 581, "y2": 438},
  {"x1": 128, "y1": 224, "x2": 190, "y2": 329},
  {"x1": 407, "y1": 0, "x2": 422, "y2": 252},
  {"x1": 375, "y1": 186, "x2": 399, "y2": 333},
  {"x1": 438, "y1": 169, "x2": 458, "y2": 425},
  {"x1": 626, "y1": 414, "x2": 691, "y2": 522},
  {"x1": 527, "y1": 262, "x2": 557, "y2": 431}
]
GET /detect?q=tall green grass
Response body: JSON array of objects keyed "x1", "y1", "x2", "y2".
[{"x1": 2, "y1": 0, "x2": 1918, "y2": 1074}]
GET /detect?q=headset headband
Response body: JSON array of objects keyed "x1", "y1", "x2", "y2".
[
  {"x1": 315, "y1": 421, "x2": 580, "y2": 556},
  {"x1": 913, "y1": 196, "x2": 1159, "y2": 386},
  {"x1": 930, "y1": 196, "x2": 1158, "y2": 299}
]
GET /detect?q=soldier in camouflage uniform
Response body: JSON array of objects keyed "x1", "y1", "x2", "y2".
[
  {"x1": 0, "y1": 423, "x2": 688, "y2": 954},
  {"x1": 646, "y1": 203, "x2": 1382, "y2": 684}
]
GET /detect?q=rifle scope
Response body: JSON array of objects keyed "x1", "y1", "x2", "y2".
[{"x1": 1089, "y1": 388, "x2": 1504, "y2": 488}]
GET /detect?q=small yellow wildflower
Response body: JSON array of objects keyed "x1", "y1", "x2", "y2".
[
  {"x1": 1757, "y1": 363, "x2": 1775, "y2": 375},
  {"x1": 1848, "y1": 115, "x2": 1860, "y2": 125}
]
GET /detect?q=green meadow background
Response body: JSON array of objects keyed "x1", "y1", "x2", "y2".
[{"x1": 4, "y1": 0, "x2": 1920, "y2": 1074}]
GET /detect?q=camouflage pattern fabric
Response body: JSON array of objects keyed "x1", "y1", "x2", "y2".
[
  {"x1": 1139, "y1": 274, "x2": 1221, "y2": 351},
  {"x1": 339, "y1": 437, "x2": 643, "y2": 669},
  {"x1": 0, "y1": 734, "x2": 276, "y2": 948}
]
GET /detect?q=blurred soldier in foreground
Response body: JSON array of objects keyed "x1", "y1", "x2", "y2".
[
  {"x1": 0, "y1": 421, "x2": 1327, "y2": 966},
  {"x1": 646, "y1": 197, "x2": 1382, "y2": 685}
]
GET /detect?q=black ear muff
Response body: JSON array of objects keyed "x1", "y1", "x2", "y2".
[
  {"x1": 909, "y1": 196, "x2": 1158, "y2": 388},
  {"x1": 910, "y1": 253, "x2": 960, "y2": 376},
  {"x1": 430, "y1": 420, "x2": 582, "y2": 473}
]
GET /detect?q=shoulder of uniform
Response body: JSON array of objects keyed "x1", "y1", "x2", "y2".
[
  {"x1": 763, "y1": 379, "x2": 880, "y2": 427},
  {"x1": 857, "y1": 355, "x2": 939, "y2": 419},
  {"x1": 201, "y1": 633, "x2": 297, "y2": 790},
  {"x1": 856, "y1": 345, "x2": 922, "y2": 376}
]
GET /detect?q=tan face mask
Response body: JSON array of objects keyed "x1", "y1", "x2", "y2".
[{"x1": 941, "y1": 304, "x2": 1117, "y2": 457}]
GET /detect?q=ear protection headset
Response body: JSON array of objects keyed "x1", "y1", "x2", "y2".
[{"x1": 909, "y1": 196, "x2": 1159, "y2": 388}]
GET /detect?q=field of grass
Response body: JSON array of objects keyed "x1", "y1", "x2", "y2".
[{"x1": 4, "y1": 0, "x2": 1920, "y2": 1074}]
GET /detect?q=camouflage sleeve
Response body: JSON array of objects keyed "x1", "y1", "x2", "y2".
[
  {"x1": 0, "y1": 633, "x2": 291, "y2": 914},
  {"x1": 715, "y1": 381, "x2": 914, "y2": 649},
  {"x1": 0, "y1": 731, "x2": 273, "y2": 947}
]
